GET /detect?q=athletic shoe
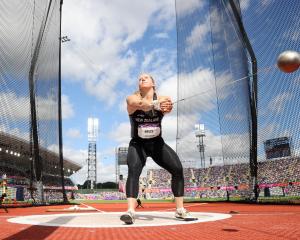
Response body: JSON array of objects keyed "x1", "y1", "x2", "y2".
[
  {"x1": 120, "y1": 210, "x2": 135, "y2": 224},
  {"x1": 175, "y1": 208, "x2": 198, "y2": 221}
]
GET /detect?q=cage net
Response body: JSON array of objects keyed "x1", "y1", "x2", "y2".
[
  {"x1": 241, "y1": 0, "x2": 300, "y2": 199},
  {"x1": 0, "y1": 0, "x2": 68, "y2": 203},
  {"x1": 174, "y1": 0, "x2": 300, "y2": 200}
]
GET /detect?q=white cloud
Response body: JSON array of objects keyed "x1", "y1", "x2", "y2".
[
  {"x1": 224, "y1": 112, "x2": 246, "y2": 121},
  {"x1": 174, "y1": 66, "x2": 249, "y2": 167},
  {"x1": 157, "y1": 74, "x2": 178, "y2": 102},
  {"x1": 175, "y1": 0, "x2": 204, "y2": 17},
  {"x1": 0, "y1": 0, "x2": 179, "y2": 185},
  {"x1": 141, "y1": 48, "x2": 177, "y2": 84},
  {"x1": 0, "y1": 124, "x2": 8, "y2": 133},
  {"x1": 70, "y1": 165, "x2": 88, "y2": 185},
  {"x1": 0, "y1": 92, "x2": 30, "y2": 120},
  {"x1": 185, "y1": 16, "x2": 210, "y2": 55},
  {"x1": 161, "y1": 114, "x2": 177, "y2": 142},
  {"x1": 119, "y1": 48, "x2": 177, "y2": 110},
  {"x1": 213, "y1": 70, "x2": 236, "y2": 100},
  {"x1": 66, "y1": 128, "x2": 81, "y2": 138},
  {"x1": 175, "y1": 65, "x2": 254, "y2": 167},
  {"x1": 261, "y1": 0, "x2": 273, "y2": 7},
  {"x1": 86, "y1": 147, "x2": 122, "y2": 183},
  {"x1": 70, "y1": 162, "x2": 117, "y2": 185},
  {"x1": 98, "y1": 163, "x2": 117, "y2": 183},
  {"x1": 48, "y1": 144, "x2": 87, "y2": 167},
  {"x1": 69, "y1": 146, "x2": 126, "y2": 184},
  {"x1": 0, "y1": 92, "x2": 74, "y2": 121},
  {"x1": 0, "y1": 124, "x2": 30, "y2": 142},
  {"x1": 294, "y1": 75, "x2": 300, "y2": 85},
  {"x1": 239, "y1": 0, "x2": 251, "y2": 11},
  {"x1": 62, "y1": 95, "x2": 75, "y2": 119},
  {"x1": 36, "y1": 96, "x2": 58, "y2": 120},
  {"x1": 154, "y1": 32, "x2": 169, "y2": 39},
  {"x1": 268, "y1": 92, "x2": 292, "y2": 114},
  {"x1": 62, "y1": 0, "x2": 175, "y2": 107},
  {"x1": 258, "y1": 123, "x2": 277, "y2": 141},
  {"x1": 177, "y1": 127, "x2": 223, "y2": 168},
  {"x1": 221, "y1": 133, "x2": 251, "y2": 162},
  {"x1": 283, "y1": 14, "x2": 300, "y2": 42},
  {"x1": 290, "y1": 30, "x2": 300, "y2": 42},
  {"x1": 108, "y1": 122, "x2": 131, "y2": 143},
  {"x1": 177, "y1": 67, "x2": 217, "y2": 112},
  {"x1": 177, "y1": 125, "x2": 253, "y2": 167},
  {"x1": 48, "y1": 144, "x2": 88, "y2": 184},
  {"x1": 118, "y1": 98, "x2": 128, "y2": 113}
]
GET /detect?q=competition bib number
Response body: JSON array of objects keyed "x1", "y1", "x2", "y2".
[{"x1": 138, "y1": 124, "x2": 160, "y2": 139}]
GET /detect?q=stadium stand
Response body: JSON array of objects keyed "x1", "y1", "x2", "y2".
[
  {"x1": 0, "y1": 133, "x2": 81, "y2": 203},
  {"x1": 142, "y1": 157, "x2": 300, "y2": 199}
]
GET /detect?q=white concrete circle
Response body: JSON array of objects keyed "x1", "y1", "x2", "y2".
[{"x1": 8, "y1": 212, "x2": 231, "y2": 228}]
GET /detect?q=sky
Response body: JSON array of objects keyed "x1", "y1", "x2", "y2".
[
  {"x1": 61, "y1": 0, "x2": 179, "y2": 184},
  {"x1": 0, "y1": 0, "x2": 299, "y2": 185},
  {"x1": 59, "y1": 0, "x2": 300, "y2": 185}
]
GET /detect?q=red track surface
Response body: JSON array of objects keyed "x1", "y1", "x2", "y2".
[{"x1": 0, "y1": 202, "x2": 299, "y2": 240}]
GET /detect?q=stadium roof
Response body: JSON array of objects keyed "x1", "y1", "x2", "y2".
[{"x1": 0, "y1": 132, "x2": 81, "y2": 175}]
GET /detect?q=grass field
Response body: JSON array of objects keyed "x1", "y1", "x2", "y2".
[{"x1": 69, "y1": 196, "x2": 300, "y2": 205}]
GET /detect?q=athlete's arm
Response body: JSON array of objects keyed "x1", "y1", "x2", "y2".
[{"x1": 126, "y1": 94, "x2": 153, "y2": 114}]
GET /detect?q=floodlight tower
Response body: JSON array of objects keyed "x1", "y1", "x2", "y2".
[
  {"x1": 87, "y1": 118, "x2": 99, "y2": 189},
  {"x1": 195, "y1": 123, "x2": 206, "y2": 168}
]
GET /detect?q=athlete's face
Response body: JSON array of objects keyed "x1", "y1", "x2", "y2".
[{"x1": 138, "y1": 74, "x2": 154, "y2": 90}]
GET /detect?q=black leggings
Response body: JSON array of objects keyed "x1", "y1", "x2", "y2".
[{"x1": 126, "y1": 137, "x2": 184, "y2": 198}]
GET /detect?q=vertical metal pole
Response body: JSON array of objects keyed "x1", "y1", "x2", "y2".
[
  {"x1": 174, "y1": 0, "x2": 180, "y2": 154},
  {"x1": 58, "y1": 0, "x2": 67, "y2": 203},
  {"x1": 29, "y1": 0, "x2": 54, "y2": 204},
  {"x1": 228, "y1": 0, "x2": 258, "y2": 201}
]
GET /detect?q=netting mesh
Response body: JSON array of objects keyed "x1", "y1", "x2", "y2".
[
  {"x1": 241, "y1": 0, "x2": 300, "y2": 197},
  {"x1": 1, "y1": 0, "x2": 299, "y2": 202},
  {"x1": 175, "y1": 0, "x2": 300, "y2": 200},
  {"x1": 0, "y1": 0, "x2": 65, "y2": 203}
]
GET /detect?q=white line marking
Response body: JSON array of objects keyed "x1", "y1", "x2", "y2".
[
  {"x1": 80, "y1": 203, "x2": 105, "y2": 212},
  {"x1": 233, "y1": 213, "x2": 297, "y2": 216},
  {"x1": 7, "y1": 211, "x2": 231, "y2": 228},
  {"x1": 155, "y1": 203, "x2": 207, "y2": 212}
]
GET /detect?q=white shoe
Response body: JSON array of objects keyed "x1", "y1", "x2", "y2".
[
  {"x1": 175, "y1": 208, "x2": 198, "y2": 221},
  {"x1": 120, "y1": 210, "x2": 135, "y2": 224}
]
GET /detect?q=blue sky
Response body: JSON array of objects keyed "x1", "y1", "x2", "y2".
[
  {"x1": 61, "y1": 0, "x2": 178, "y2": 184},
  {"x1": 59, "y1": 0, "x2": 300, "y2": 184},
  {"x1": 1, "y1": 0, "x2": 299, "y2": 185}
]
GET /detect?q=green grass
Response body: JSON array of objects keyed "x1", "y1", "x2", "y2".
[
  {"x1": 257, "y1": 196, "x2": 300, "y2": 204},
  {"x1": 75, "y1": 189, "x2": 118, "y2": 194},
  {"x1": 259, "y1": 196, "x2": 300, "y2": 200},
  {"x1": 70, "y1": 196, "x2": 300, "y2": 205}
]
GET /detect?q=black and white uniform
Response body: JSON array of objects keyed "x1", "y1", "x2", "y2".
[{"x1": 126, "y1": 101, "x2": 184, "y2": 198}]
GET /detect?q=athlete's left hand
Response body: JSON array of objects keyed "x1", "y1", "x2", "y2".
[{"x1": 160, "y1": 99, "x2": 173, "y2": 113}]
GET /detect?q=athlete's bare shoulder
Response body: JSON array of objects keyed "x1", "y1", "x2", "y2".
[
  {"x1": 126, "y1": 93, "x2": 141, "y2": 115},
  {"x1": 126, "y1": 93, "x2": 139, "y2": 102}
]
